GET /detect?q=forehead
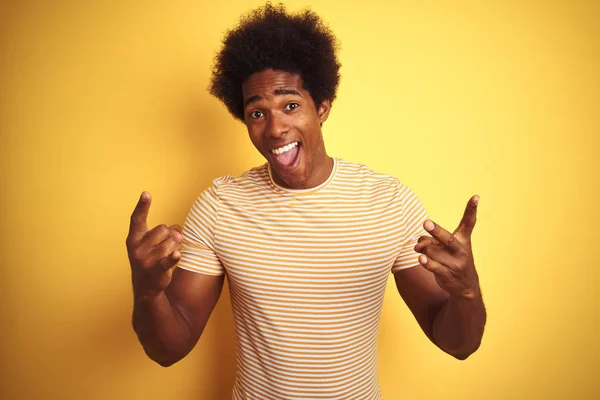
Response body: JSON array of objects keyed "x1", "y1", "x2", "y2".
[{"x1": 242, "y1": 69, "x2": 306, "y2": 100}]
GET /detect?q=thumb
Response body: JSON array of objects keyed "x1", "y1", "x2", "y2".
[{"x1": 128, "y1": 191, "x2": 151, "y2": 243}]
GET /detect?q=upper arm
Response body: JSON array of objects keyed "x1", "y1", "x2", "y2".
[
  {"x1": 393, "y1": 265, "x2": 449, "y2": 344},
  {"x1": 391, "y1": 180, "x2": 448, "y2": 343},
  {"x1": 166, "y1": 179, "x2": 227, "y2": 347},
  {"x1": 164, "y1": 267, "x2": 225, "y2": 349}
]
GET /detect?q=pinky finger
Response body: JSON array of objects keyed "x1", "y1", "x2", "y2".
[{"x1": 419, "y1": 254, "x2": 446, "y2": 275}]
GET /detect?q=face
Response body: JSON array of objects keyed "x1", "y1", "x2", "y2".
[{"x1": 242, "y1": 69, "x2": 332, "y2": 189}]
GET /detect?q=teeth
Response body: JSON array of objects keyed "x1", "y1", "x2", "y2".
[{"x1": 271, "y1": 141, "x2": 298, "y2": 155}]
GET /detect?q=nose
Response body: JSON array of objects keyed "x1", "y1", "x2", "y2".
[{"x1": 265, "y1": 112, "x2": 289, "y2": 139}]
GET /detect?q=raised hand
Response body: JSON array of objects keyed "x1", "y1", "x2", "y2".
[
  {"x1": 126, "y1": 192, "x2": 183, "y2": 299},
  {"x1": 413, "y1": 195, "x2": 481, "y2": 299}
]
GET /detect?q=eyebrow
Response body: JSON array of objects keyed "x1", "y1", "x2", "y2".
[{"x1": 244, "y1": 89, "x2": 302, "y2": 108}]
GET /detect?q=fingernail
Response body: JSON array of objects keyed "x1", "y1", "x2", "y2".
[
  {"x1": 474, "y1": 195, "x2": 480, "y2": 206},
  {"x1": 421, "y1": 255, "x2": 428, "y2": 264},
  {"x1": 424, "y1": 220, "x2": 434, "y2": 231}
]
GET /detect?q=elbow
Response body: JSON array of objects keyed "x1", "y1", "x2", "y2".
[
  {"x1": 156, "y1": 358, "x2": 179, "y2": 368},
  {"x1": 151, "y1": 351, "x2": 185, "y2": 368},
  {"x1": 450, "y1": 342, "x2": 482, "y2": 361},
  {"x1": 452, "y1": 352, "x2": 471, "y2": 361},
  {"x1": 143, "y1": 346, "x2": 187, "y2": 368},
  {"x1": 136, "y1": 329, "x2": 195, "y2": 368}
]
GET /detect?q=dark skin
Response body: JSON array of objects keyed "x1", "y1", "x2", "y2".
[
  {"x1": 127, "y1": 192, "x2": 224, "y2": 367},
  {"x1": 242, "y1": 69, "x2": 333, "y2": 189},
  {"x1": 128, "y1": 68, "x2": 486, "y2": 366},
  {"x1": 395, "y1": 195, "x2": 487, "y2": 359}
]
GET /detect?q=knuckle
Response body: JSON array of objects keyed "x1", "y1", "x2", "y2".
[
  {"x1": 131, "y1": 248, "x2": 144, "y2": 261},
  {"x1": 450, "y1": 256, "x2": 465, "y2": 270},
  {"x1": 171, "y1": 224, "x2": 183, "y2": 233},
  {"x1": 140, "y1": 258, "x2": 153, "y2": 270},
  {"x1": 149, "y1": 225, "x2": 169, "y2": 240},
  {"x1": 156, "y1": 242, "x2": 176, "y2": 259},
  {"x1": 157, "y1": 224, "x2": 169, "y2": 233},
  {"x1": 422, "y1": 245, "x2": 433, "y2": 257},
  {"x1": 162, "y1": 237, "x2": 177, "y2": 249}
]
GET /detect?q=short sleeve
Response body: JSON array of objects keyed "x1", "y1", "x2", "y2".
[
  {"x1": 391, "y1": 183, "x2": 430, "y2": 274},
  {"x1": 177, "y1": 179, "x2": 226, "y2": 276}
]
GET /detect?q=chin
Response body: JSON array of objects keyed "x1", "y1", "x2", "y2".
[{"x1": 272, "y1": 164, "x2": 310, "y2": 189}]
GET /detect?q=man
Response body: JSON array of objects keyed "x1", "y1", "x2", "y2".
[{"x1": 126, "y1": 3, "x2": 486, "y2": 399}]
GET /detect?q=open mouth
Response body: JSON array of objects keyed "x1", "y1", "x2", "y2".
[{"x1": 270, "y1": 141, "x2": 301, "y2": 168}]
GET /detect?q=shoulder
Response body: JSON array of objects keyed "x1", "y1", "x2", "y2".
[
  {"x1": 334, "y1": 158, "x2": 424, "y2": 208},
  {"x1": 207, "y1": 163, "x2": 271, "y2": 198},
  {"x1": 335, "y1": 158, "x2": 402, "y2": 191}
]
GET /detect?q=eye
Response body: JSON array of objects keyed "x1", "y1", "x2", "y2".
[
  {"x1": 284, "y1": 102, "x2": 299, "y2": 111},
  {"x1": 249, "y1": 110, "x2": 264, "y2": 119}
]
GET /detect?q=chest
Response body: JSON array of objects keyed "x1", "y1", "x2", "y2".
[{"x1": 213, "y1": 194, "x2": 403, "y2": 298}]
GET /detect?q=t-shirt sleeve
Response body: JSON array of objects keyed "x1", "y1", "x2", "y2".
[
  {"x1": 391, "y1": 182, "x2": 430, "y2": 274},
  {"x1": 177, "y1": 179, "x2": 226, "y2": 276}
]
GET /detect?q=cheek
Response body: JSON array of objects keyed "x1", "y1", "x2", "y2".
[
  {"x1": 302, "y1": 121, "x2": 321, "y2": 144},
  {"x1": 296, "y1": 114, "x2": 316, "y2": 138},
  {"x1": 247, "y1": 128, "x2": 264, "y2": 150}
]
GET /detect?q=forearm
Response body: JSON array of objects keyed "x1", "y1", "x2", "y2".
[
  {"x1": 132, "y1": 291, "x2": 193, "y2": 367},
  {"x1": 432, "y1": 288, "x2": 487, "y2": 360}
]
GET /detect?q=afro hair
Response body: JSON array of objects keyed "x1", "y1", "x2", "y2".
[{"x1": 209, "y1": 2, "x2": 341, "y2": 122}]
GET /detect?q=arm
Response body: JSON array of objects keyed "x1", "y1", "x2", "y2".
[
  {"x1": 431, "y1": 285, "x2": 486, "y2": 359},
  {"x1": 393, "y1": 266, "x2": 448, "y2": 348},
  {"x1": 394, "y1": 265, "x2": 486, "y2": 360},
  {"x1": 127, "y1": 191, "x2": 225, "y2": 367},
  {"x1": 394, "y1": 195, "x2": 487, "y2": 360},
  {"x1": 132, "y1": 268, "x2": 224, "y2": 367}
]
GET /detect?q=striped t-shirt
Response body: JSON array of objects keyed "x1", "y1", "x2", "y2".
[{"x1": 178, "y1": 158, "x2": 429, "y2": 399}]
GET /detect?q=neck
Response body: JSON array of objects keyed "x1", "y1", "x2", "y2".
[{"x1": 272, "y1": 155, "x2": 334, "y2": 190}]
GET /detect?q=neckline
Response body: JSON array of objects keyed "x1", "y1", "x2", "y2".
[{"x1": 267, "y1": 158, "x2": 338, "y2": 195}]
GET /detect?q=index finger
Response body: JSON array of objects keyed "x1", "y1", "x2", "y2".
[
  {"x1": 128, "y1": 191, "x2": 151, "y2": 242},
  {"x1": 423, "y1": 219, "x2": 461, "y2": 253}
]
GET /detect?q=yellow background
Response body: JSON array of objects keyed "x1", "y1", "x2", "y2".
[{"x1": 1, "y1": 0, "x2": 598, "y2": 399}]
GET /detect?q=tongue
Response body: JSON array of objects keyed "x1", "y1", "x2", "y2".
[{"x1": 274, "y1": 145, "x2": 299, "y2": 167}]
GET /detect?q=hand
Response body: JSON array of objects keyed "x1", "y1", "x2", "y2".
[
  {"x1": 413, "y1": 195, "x2": 481, "y2": 299},
  {"x1": 126, "y1": 192, "x2": 183, "y2": 299}
]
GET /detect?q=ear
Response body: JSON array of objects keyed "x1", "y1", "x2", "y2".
[{"x1": 317, "y1": 99, "x2": 331, "y2": 125}]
